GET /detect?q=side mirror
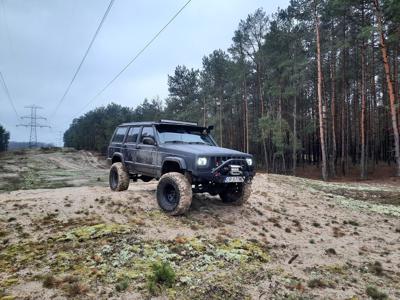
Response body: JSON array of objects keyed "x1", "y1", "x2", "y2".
[
  {"x1": 207, "y1": 125, "x2": 214, "y2": 133},
  {"x1": 142, "y1": 137, "x2": 156, "y2": 146}
]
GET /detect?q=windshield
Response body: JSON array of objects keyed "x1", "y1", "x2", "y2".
[{"x1": 156, "y1": 125, "x2": 215, "y2": 145}]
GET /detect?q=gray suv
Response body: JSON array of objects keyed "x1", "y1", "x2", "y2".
[{"x1": 107, "y1": 120, "x2": 254, "y2": 215}]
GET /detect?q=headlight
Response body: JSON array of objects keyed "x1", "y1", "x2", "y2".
[
  {"x1": 197, "y1": 157, "x2": 207, "y2": 166},
  {"x1": 246, "y1": 158, "x2": 253, "y2": 166}
]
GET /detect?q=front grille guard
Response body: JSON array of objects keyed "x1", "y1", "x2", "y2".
[{"x1": 212, "y1": 158, "x2": 251, "y2": 175}]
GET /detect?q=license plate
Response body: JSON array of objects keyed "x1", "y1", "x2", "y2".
[{"x1": 224, "y1": 176, "x2": 244, "y2": 183}]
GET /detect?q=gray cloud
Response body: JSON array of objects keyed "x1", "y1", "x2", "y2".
[{"x1": 0, "y1": 0, "x2": 289, "y2": 143}]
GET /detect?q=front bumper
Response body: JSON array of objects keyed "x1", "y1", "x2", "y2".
[{"x1": 192, "y1": 158, "x2": 255, "y2": 183}]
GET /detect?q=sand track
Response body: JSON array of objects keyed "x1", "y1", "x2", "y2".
[{"x1": 0, "y1": 149, "x2": 399, "y2": 299}]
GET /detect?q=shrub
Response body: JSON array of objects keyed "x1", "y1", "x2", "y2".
[
  {"x1": 147, "y1": 261, "x2": 176, "y2": 295},
  {"x1": 116, "y1": 279, "x2": 129, "y2": 292},
  {"x1": 366, "y1": 286, "x2": 388, "y2": 300},
  {"x1": 42, "y1": 274, "x2": 56, "y2": 288}
]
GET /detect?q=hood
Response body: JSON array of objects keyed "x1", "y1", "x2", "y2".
[{"x1": 160, "y1": 143, "x2": 250, "y2": 157}]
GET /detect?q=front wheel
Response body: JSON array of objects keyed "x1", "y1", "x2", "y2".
[
  {"x1": 156, "y1": 172, "x2": 192, "y2": 216},
  {"x1": 219, "y1": 183, "x2": 251, "y2": 206},
  {"x1": 109, "y1": 162, "x2": 130, "y2": 191}
]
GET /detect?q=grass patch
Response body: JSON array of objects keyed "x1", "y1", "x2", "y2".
[
  {"x1": 307, "y1": 278, "x2": 335, "y2": 289},
  {"x1": 366, "y1": 286, "x2": 388, "y2": 300},
  {"x1": 0, "y1": 226, "x2": 269, "y2": 298},
  {"x1": 147, "y1": 261, "x2": 176, "y2": 295},
  {"x1": 115, "y1": 278, "x2": 129, "y2": 292}
]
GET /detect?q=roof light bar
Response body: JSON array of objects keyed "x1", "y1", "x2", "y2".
[{"x1": 159, "y1": 119, "x2": 198, "y2": 126}]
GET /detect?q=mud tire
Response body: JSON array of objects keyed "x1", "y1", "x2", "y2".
[
  {"x1": 109, "y1": 162, "x2": 130, "y2": 191},
  {"x1": 156, "y1": 172, "x2": 192, "y2": 216},
  {"x1": 219, "y1": 183, "x2": 251, "y2": 206}
]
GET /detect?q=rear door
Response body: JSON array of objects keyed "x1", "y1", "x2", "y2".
[
  {"x1": 123, "y1": 126, "x2": 140, "y2": 173},
  {"x1": 135, "y1": 126, "x2": 157, "y2": 176},
  {"x1": 108, "y1": 126, "x2": 128, "y2": 159}
]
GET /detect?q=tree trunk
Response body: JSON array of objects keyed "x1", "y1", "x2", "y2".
[
  {"x1": 360, "y1": 5, "x2": 367, "y2": 179},
  {"x1": 242, "y1": 78, "x2": 249, "y2": 153},
  {"x1": 293, "y1": 91, "x2": 297, "y2": 175},
  {"x1": 373, "y1": 0, "x2": 400, "y2": 176},
  {"x1": 341, "y1": 15, "x2": 347, "y2": 176},
  {"x1": 314, "y1": 2, "x2": 328, "y2": 180},
  {"x1": 330, "y1": 49, "x2": 337, "y2": 177}
]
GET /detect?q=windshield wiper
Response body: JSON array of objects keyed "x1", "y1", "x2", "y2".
[
  {"x1": 188, "y1": 142, "x2": 210, "y2": 145},
  {"x1": 164, "y1": 140, "x2": 186, "y2": 144}
]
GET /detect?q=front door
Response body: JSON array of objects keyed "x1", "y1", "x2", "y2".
[{"x1": 135, "y1": 126, "x2": 157, "y2": 176}]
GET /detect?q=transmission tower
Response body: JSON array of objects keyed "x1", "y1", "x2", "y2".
[{"x1": 17, "y1": 105, "x2": 50, "y2": 148}]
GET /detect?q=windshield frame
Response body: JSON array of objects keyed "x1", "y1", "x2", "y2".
[{"x1": 155, "y1": 124, "x2": 217, "y2": 146}]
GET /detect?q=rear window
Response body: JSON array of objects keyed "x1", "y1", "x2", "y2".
[{"x1": 112, "y1": 127, "x2": 127, "y2": 143}]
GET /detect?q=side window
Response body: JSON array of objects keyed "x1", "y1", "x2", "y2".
[
  {"x1": 126, "y1": 127, "x2": 140, "y2": 143},
  {"x1": 112, "y1": 127, "x2": 127, "y2": 143},
  {"x1": 140, "y1": 127, "x2": 154, "y2": 143}
]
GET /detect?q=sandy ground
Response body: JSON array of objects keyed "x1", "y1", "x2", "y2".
[{"x1": 0, "y1": 149, "x2": 399, "y2": 300}]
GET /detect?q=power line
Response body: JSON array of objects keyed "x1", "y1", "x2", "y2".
[
  {"x1": 75, "y1": 0, "x2": 192, "y2": 115},
  {"x1": 50, "y1": 0, "x2": 115, "y2": 119},
  {"x1": 17, "y1": 105, "x2": 50, "y2": 148},
  {"x1": 0, "y1": 70, "x2": 19, "y2": 119},
  {"x1": 1, "y1": 0, "x2": 21, "y2": 120}
]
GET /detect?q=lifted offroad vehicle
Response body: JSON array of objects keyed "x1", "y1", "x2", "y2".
[{"x1": 107, "y1": 120, "x2": 254, "y2": 215}]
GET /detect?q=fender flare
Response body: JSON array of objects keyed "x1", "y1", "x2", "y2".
[
  {"x1": 112, "y1": 152, "x2": 125, "y2": 166},
  {"x1": 162, "y1": 157, "x2": 187, "y2": 171}
]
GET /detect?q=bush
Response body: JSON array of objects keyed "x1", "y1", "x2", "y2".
[
  {"x1": 116, "y1": 278, "x2": 129, "y2": 292},
  {"x1": 42, "y1": 274, "x2": 56, "y2": 288},
  {"x1": 366, "y1": 286, "x2": 388, "y2": 300},
  {"x1": 147, "y1": 261, "x2": 176, "y2": 295}
]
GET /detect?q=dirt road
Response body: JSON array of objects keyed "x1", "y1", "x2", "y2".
[{"x1": 0, "y1": 149, "x2": 399, "y2": 299}]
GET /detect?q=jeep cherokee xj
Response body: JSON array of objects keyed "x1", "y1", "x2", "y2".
[{"x1": 107, "y1": 120, "x2": 254, "y2": 215}]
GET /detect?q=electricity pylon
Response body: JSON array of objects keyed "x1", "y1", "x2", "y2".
[{"x1": 17, "y1": 105, "x2": 50, "y2": 148}]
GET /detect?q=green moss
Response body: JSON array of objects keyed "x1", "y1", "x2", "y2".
[
  {"x1": 0, "y1": 296, "x2": 16, "y2": 300},
  {"x1": 57, "y1": 223, "x2": 132, "y2": 242},
  {"x1": 186, "y1": 238, "x2": 206, "y2": 252},
  {"x1": 0, "y1": 242, "x2": 47, "y2": 273},
  {"x1": 0, "y1": 278, "x2": 18, "y2": 288},
  {"x1": 323, "y1": 264, "x2": 348, "y2": 275},
  {"x1": 0, "y1": 224, "x2": 269, "y2": 298}
]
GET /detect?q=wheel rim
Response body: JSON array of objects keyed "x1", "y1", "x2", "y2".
[
  {"x1": 110, "y1": 168, "x2": 118, "y2": 189},
  {"x1": 163, "y1": 184, "x2": 178, "y2": 206}
]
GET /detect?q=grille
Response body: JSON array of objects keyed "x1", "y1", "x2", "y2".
[{"x1": 212, "y1": 156, "x2": 246, "y2": 168}]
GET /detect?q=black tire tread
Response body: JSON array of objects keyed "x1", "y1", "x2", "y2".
[
  {"x1": 109, "y1": 162, "x2": 130, "y2": 191},
  {"x1": 157, "y1": 172, "x2": 192, "y2": 216}
]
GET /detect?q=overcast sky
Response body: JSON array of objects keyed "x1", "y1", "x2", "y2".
[{"x1": 0, "y1": 0, "x2": 289, "y2": 144}]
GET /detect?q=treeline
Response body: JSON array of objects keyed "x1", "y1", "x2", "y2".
[
  {"x1": 64, "y1": 101, "x2": 162, "y2": 153},
  {"x1": 65, "y1": 0, "x2": 400, "y2": 179},
  {"x1": 0, "y1": 124, "x2": 10, "y2": 152}
]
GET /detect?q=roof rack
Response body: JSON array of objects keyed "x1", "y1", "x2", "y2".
[{"x1": 159, "y1": 119, "x2": 198, "y2": 126}]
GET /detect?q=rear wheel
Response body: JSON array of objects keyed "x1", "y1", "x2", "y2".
[
  {"x1": 219, "y1": 183, "x2": 251, "y2": 206},
  {"x1": 156, "y1": 172, "x2": 192, "y2": 216},
  {"x1": 109, "y1": 162, "x2": 130, "y2": 191}
]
